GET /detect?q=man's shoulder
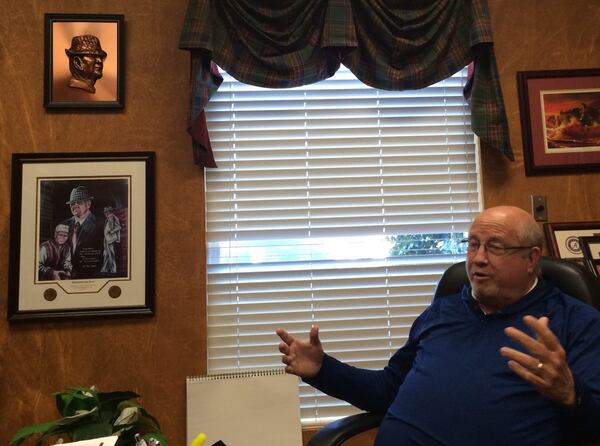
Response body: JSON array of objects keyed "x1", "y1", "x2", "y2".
[
  {"x1": 543, "y1": 282, "x2": 600, "y2": 325},
  {"x1": 432, "y1": 288, "x2": 465, "y2": 307},
  {"x1": 416, "y1": 289, "x2": 465, "y2": 323},
  {"x1": 542, "y1": 280, "x2": 597, "y2": 309}
]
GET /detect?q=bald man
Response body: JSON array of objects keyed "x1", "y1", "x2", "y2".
[{"x1": 277, "y1": 206, "x2": 600, "y2": 445}]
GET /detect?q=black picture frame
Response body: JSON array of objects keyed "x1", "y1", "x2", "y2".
[
  {"x1": 517, "y1": 68, "x2": 600, "y2": 176},
  {"x1": 579, "y1": 236, "x2": 600, "y2": 278},
  {"x1": 44, "y1": 13, "x2": 124, "y2": 109},
  {"x1": 8, "y1": 152, "x2": 155, "y2": 321}
]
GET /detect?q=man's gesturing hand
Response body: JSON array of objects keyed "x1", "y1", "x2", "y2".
[
  {"x1": 276, "y1": 325, "x2": 324, "y2": 378},
  {"x1": 500, "y1": 315, "x2": 576, "y2": 407}
]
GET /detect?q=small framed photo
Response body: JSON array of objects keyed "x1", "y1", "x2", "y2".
[
  {"x1": 44, "y1": 13, "x2": 124, "y2": 109},
  {"x1": 517, "y1": 69, "x2": 600, "y2": 176},
  {"x1": 579, "y1": 236, "x2": 600, "y2": 277},
  {"x1": 8, "y1": 152, "x2": 155, "y2": 321},
  {"x1": 544, "y1": 221, "x2": 600, "y2": 264}
]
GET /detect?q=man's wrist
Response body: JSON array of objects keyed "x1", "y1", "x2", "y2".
[
  {"x1": 557, "y1": 378, "x2": 585, "y2": 414},
  {"x1": 561, "y1": 391, "x2": 577, "y2": 408}
]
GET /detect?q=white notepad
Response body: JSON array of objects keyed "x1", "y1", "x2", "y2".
[
  {"x1": 186, "y1": 369, "x2": 302, "y2": 446},
  {"x1": 52, "y1": 436, "x2": 118, "y2": 446}
]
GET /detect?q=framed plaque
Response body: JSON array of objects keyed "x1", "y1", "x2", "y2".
[
  {"x1": 44, "y1": 13, "x2": 124, "y2": 109},
  {"x1": 544, "y1": 221, "x2": 600, "y2": 265}
]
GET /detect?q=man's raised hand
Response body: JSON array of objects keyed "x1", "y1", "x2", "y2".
[
  {"x1": 276, "y1": 325, "x2": 324, "y2": 378},
  {"x1": 500, "y1": 315, "x2": 575, "y2": 407}
]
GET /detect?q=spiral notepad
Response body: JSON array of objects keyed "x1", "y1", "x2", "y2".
[{"x1": 186, "y1": 369, "x2": 302, "y2": 446}]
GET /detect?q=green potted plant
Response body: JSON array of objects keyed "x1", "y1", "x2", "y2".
[{"x1": 10, "y1": 386, "x2": 167, "y2": 446}]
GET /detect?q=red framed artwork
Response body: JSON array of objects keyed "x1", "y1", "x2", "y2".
[{"x1": 517, "y1": 68, "x2": 600, "y2": 176}]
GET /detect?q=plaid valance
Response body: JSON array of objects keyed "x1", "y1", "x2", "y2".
[{"x1": 180, "y1": 0, "x2": 512, "y2": 167}]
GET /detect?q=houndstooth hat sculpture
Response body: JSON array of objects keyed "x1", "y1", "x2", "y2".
[{"x1": 65, "y1": 35, "x2": 107, "y2": 58}]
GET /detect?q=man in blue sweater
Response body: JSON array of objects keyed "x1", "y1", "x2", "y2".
[{"x1": 277, "y1": 206, "x2": 600, "y2": 445}]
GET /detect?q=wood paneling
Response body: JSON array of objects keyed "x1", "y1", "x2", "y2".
[
  {"x1": 483, "y1": 1, "x2": 600, "y2": 227},
  {"x1": 0, "y1": 1, "x2": 598, "y2": 445}
]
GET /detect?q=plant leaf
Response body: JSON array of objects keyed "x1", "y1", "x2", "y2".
[
  {"x1": 139, "y1": 407, "x2": 161, "y2": 430},
  {"x1": 117, "y1": 399, "x2": 141, "y2": 409},
  {"x1": 99, "y1": 391, "x2": 140, "y2": 405},
  {"x1": 127, "y1": 419, "x2": 162, "y2": 434},
  {"x1": 55, "y1": 392, "x2": 75, "y2": 416},
  {"x1": 34, "y1": 424, "x2": 72, "y2": 446},
  {"x1": 11, "y1": 408, "x2": 100, "y2": 445},
  {"x1": 11, "y1": 387, "x2": 164, "y2": 446},
  {"x1": 57, "y1": 386, "x2": 98, "y2": 396},
  {"x1": 9, "y1": 421, "x2": 60, "y2": 445},
  {"x1": 55, "y1": 387, "x2": 99, "y2": 417},
  {"x1": 72, "y1": 422, "x2": 113, "y2": 441},
  {"x1": 98, "y1": 391, "x2": 140, "y2": 421},
  {"x1": 56, "y1": 408, "x2": 98, "y2": 425},
  {"x1": 144, "y1": 431, "x2": 168, "y2": 446},
  {"x1": 113, "y1": 406, "x2": 139, "y2": 426}
]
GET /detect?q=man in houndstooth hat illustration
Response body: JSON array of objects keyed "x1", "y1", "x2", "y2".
[{"x1": 60, "y1": 185, "x2": 105, "y2": 279}]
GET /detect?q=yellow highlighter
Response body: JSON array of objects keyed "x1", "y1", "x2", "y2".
[{"x1": 190, "y1": 433, "x2": 206, "y2": 446}]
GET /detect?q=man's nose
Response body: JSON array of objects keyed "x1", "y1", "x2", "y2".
[{"x1": 471, "y1": 244, "x2": 489, "y2": 263}]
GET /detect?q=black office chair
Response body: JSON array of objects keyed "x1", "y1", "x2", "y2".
[{"x1": 307, "y1": 257, "x2": 600, "y2": 446}]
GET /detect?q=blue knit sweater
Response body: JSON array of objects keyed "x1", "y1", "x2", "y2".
[{"x1": 306, "y1": 280, "x2": 600, "y2": 445}]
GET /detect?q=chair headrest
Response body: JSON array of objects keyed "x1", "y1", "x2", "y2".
[{"x1": 433, "y1": 257, "x2": 600, "y2": 310}]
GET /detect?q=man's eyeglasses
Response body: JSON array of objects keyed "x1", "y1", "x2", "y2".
[{"x1": 461, "y1": 239, "x2": 535, "y2": 256}]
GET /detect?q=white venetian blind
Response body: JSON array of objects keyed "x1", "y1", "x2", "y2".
[{"x1": 204, "y1": 65, "x2": 481, "y2": 425}]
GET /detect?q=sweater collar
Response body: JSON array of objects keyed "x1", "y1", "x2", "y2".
[{"x1": 461, "y1": 278, "x2": 550, "y2": 317}]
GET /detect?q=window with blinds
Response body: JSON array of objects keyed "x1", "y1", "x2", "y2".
[{"x1": 204, "y1": 66, "x2": 481, "y2": 425}]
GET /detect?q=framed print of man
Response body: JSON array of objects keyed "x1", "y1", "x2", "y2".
[{"x1": 60, "y1": 185, "x2": 105, "y2": 279}]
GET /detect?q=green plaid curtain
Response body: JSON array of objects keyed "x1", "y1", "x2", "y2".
[{"x1": 179, "y1": 0, "x2": 512, "y2": 167}]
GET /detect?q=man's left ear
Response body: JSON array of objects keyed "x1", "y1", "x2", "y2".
[{"x1": 528, "y1": 246, "x2": 542, "y2": 272}]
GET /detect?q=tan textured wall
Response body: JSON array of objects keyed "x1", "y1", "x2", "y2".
[{"x1": 0, "y1": 1, "x2": 599, "y2": 446}]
